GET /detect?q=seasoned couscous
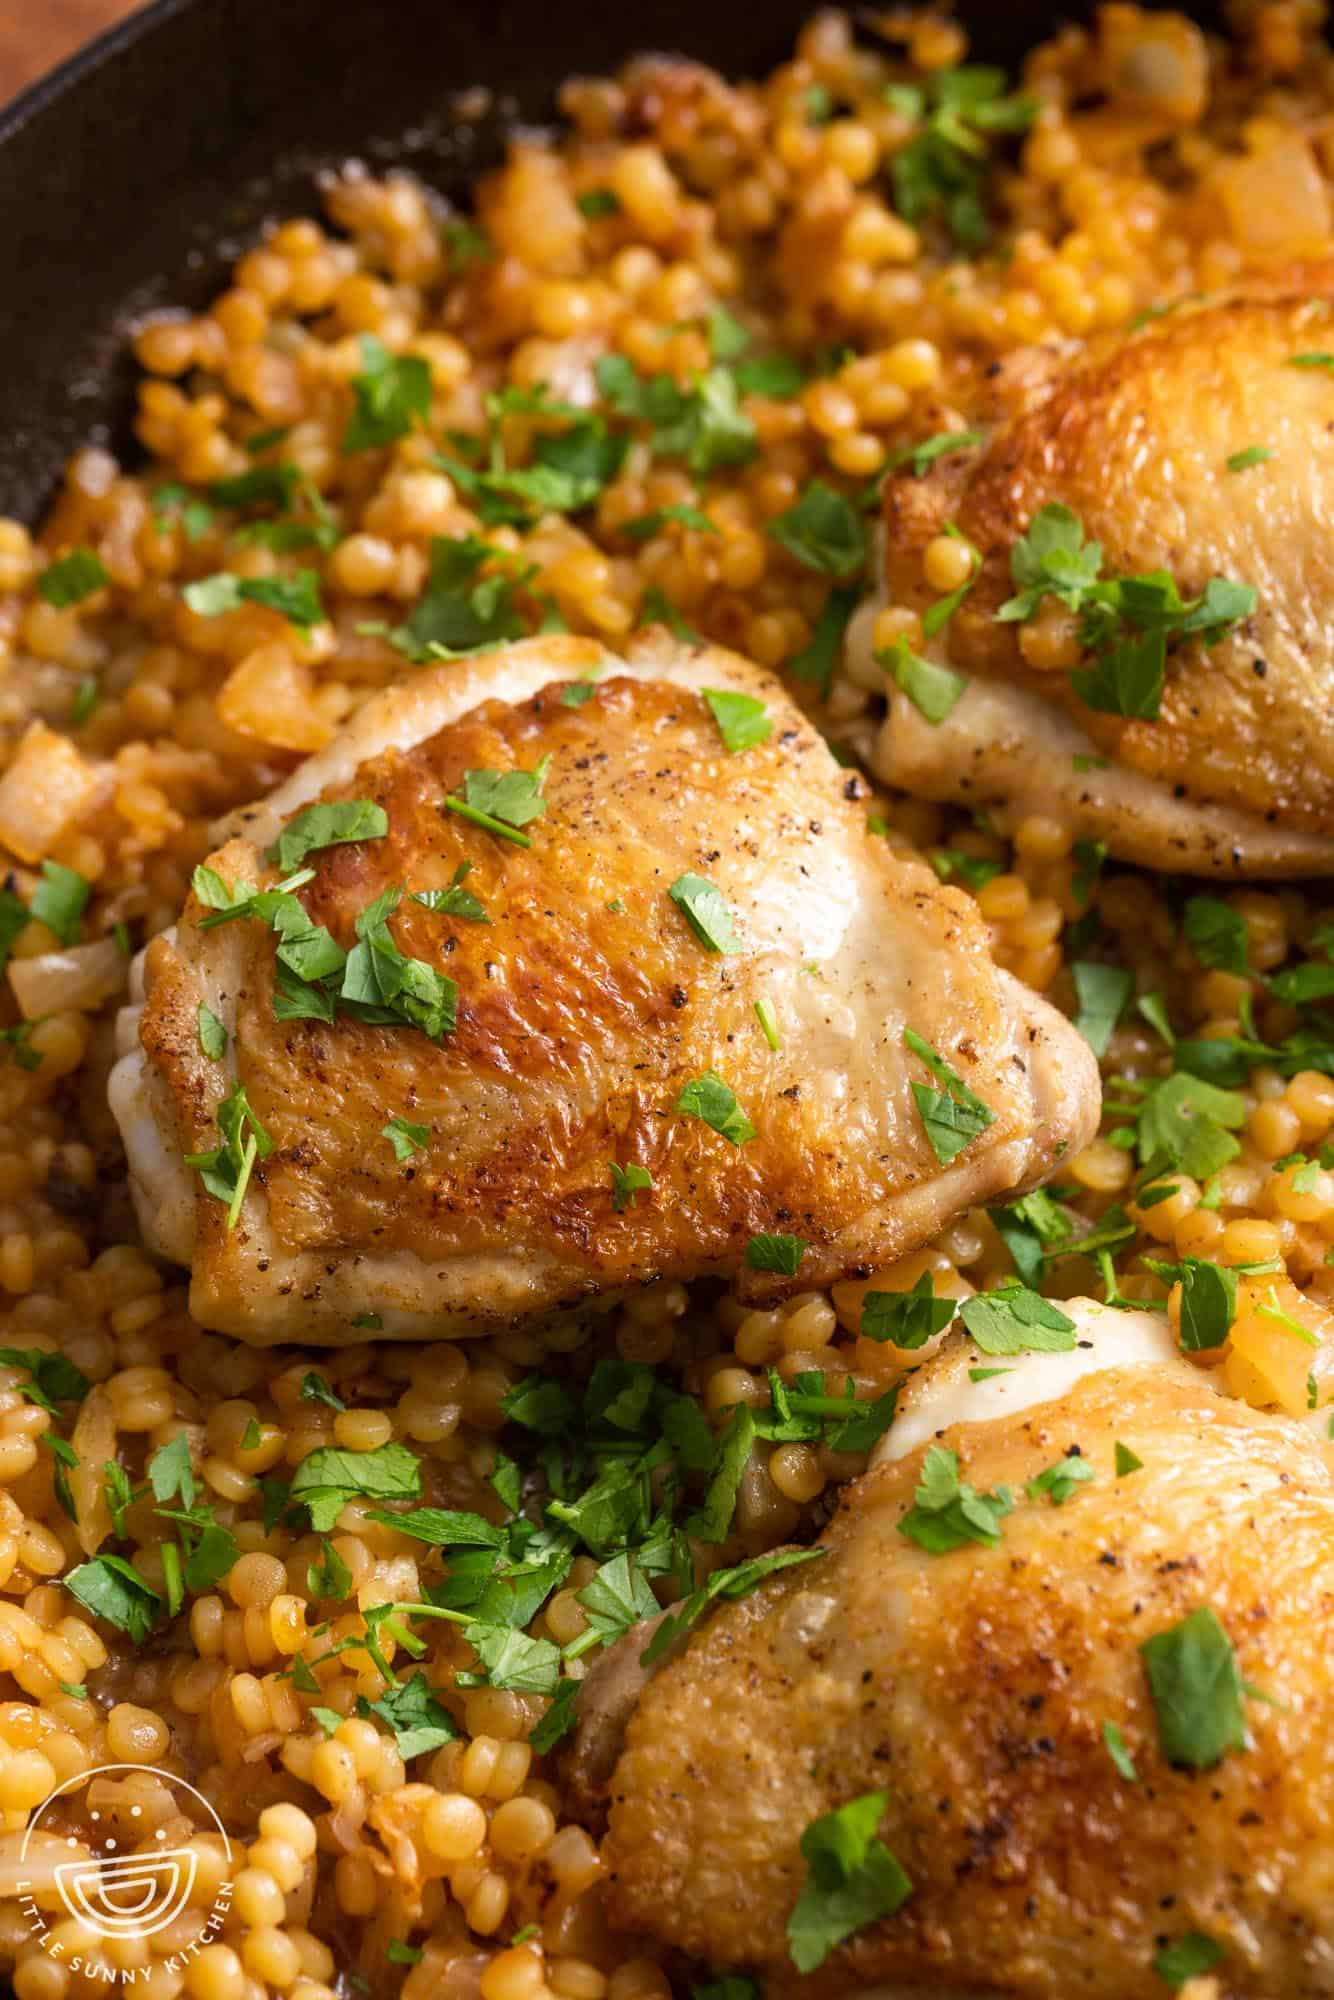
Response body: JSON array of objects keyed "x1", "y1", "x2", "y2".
[{"x1": 1, "y1": 4, "x2": 1334, "y2": 1996}]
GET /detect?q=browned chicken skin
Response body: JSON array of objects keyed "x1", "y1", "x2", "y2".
[
  {"x1": 579, "y1": 1341, "x2": 1334, "y2": 1998},
  {"x1": 857, "y1": 275, "x2": 1334, "y2": 874},
  {"x1": 108, "y1": 635, "x2": 1097, "y2": 1344}
]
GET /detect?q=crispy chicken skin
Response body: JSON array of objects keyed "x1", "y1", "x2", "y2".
[
  {"x1": 107, "y1": 634, "x2": 1097, "y2": 1345},
  {"x1": 582, "y1": 1320, "x2": 1334, "y2": 1998},
  {"x1": 857, "y1": 276, "x2": 1334, "y2": 874}
]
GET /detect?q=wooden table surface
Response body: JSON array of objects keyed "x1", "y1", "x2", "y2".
[{"x1": 0, "y1": 0, "x2": 143, "y2": 110}]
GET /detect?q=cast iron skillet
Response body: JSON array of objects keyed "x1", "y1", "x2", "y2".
[{"x1": 0, "y1": 0, "x2": 1227, "y2": 525}]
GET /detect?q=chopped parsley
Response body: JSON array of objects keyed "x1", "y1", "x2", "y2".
[
  {"x1": 1115, "y1": 1442, "x2": 1144, "y2": 1477},
  {"x1": 374, "y1": 536, "x2": 529, "y2": 660},
  {"x1": 1183, "y1": 895, "x2": 1249, "y2": 976},
  {"x1": 888, "y1": 429, "x2": 983, "y2": 477},
  {"x1": 640, "y1": 1547, "x2": 824, "y2": 1666},
  {"x1": 383, "y1": 1116, "x2": 430, "y2": 1161},
  {"x1": 411, "y1": 861, "x2": 488, "y2": 924},
  {"x1": 184, "y1": 569, "x2": 325, "y2": 629},
  {"x1": 595, "y1": 355, "x2": 757, "y2": 475},
  {"x1": 700, "y1": 686, "x2": 770, "y2": 755},
  {"x1": 998, "y1": 503, "x2": 1255, "y2": 721},
  {"x1": 744, "y1": 1233, "x2": 807, "y2": 1276},
  {"x1": 621, "y1": 504, "x2": 716, "y2": 542},
  {"x1": 668, "y1": 873, "x2": 741, "y2": 955},
  {"x1": 444, "y1": 758, "x2": 550, "y2": 847},
  {"x1": 65, "y1": 1555, "x2": 162, "y2": 1644},
  {"x1": 754, "y1": 995, "x2": 781, "y2": 1049},
  {"x1": 290, "y1": 1440, "x2": 422, "y2": 1533},
  {"x1": 37, "y1": 548, "x2": 108, "y2": 608},
  {"x1": 1102, "y1": 1719, "x2": 1139, "y2": 1781},
  {"x1": 1225, "y1": 446, "x2": 1272, "y2": 473},
  {"x1": 903, "y1": 1026, "x2": 995, "y2": 1165},
  {"x1": 889, "y1": 65, "x2": 1037, "y2": 250},
  {"x1": 197, "y1": 1004, "x2": 227, "y2": 1061},
  {"x1": 1025, "y1": 1450, "x2": 1093, "y2": 1506},
  {"x1": 786, "y1": 1790, "x2": 912, "y2": 1972},
  {"x1": 1140, "y1": 1606, "x2": 1249, "y2": 1769},
  {"x1": 29, "y1": 861, "x2": 90, "y2": 946},
  {"x1": 859, "y1": 1271, "x2": 956, "y2": 1348},
  {"x1": 576, "y1": 188, "x2": 621, "y2": 219},
  {"x1": 1072, "y1": 960, "x2": 1133, "y2": 1057},
  {"x1": 1154, "y1": 1933, "x2": 1224, "y2": 1990},
  {"x1": 1176, "y1": 1258, "x2": 1237, "y2": 1352},
  {"x1": 878, "y1": 636, "x2": 968, "y2": 725},
  {"x1": 343, "y1": 335, "x2": 432, "y2": 452},
  {"x1": 609, "y1": 1162, "x2": 653, "y2": 1212},
  {"x1": 767, "y1": 481, "x2": 866, "y2": 578},
  {"x1": 360, "y1": 1670, "x2": 457, "y2": 1760},
  {"x1": 958, "y1": 1285, "x2": 1076, "y2": 1355},
  {"x1": 898, "y1": 1444, "x2": 1013, "y2": 1553},
  {"x1": 266, "y1": 799, "x2": 388, "y2": 873},
  {"x1": 788, "y1": 584, "x2": 861, "y2": 698},
  {"x1": 675, "y1": 1070, "x2": 755, "y2": 1146},
  {"x1": 183, "y1": 1081, "x2": 274, "y2": 1230}
]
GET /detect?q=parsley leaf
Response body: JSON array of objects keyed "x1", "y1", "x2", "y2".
[
  {"x1": 183, "y1": 1081, "x2": 274, "y2": 1230},
  {"x1": 1025, "y1": 1450, "x2": 1093, "y2": 1506},
  {"x1": 859, "y1": 1271, "x2": 956, "y2": 1348},
  {"x1": 686, "y1": 1406, "x2": 755, "y2": 1543},
  {"x1": 266, "y1": 800, "x2": 388, "y2": 873},
  {"x1": 668, "y1": 873, "x2": 741, "y2": 954},
  {"x1": 1154, "y1": 1934, "x2": 1224, "y2": 1990},
  {"x1": 675, "y1": 1070, "x2": 755, "y2": 1146},
  {"x1": 898, "y1": 1444, "x2": 1013, "y2": 1553},
  {"x1": 197, "y1": 1003, "x2": 227, "y2": 1061},
  {"x1": 1140, "y1": 1606, "x2": 1248, "y2": 1769},
  {"x1": 641, "y1": 1548, "x2": 826, "y2": 1666},
  {"x1": 290, "y1": 1441, "x2": 422, "y2": 1533},
  {"x1": 702, "y1": 686, "x2": 771, "y2": 754},
  {"x1": 1102, "y1": 1717, "x2": 1139, "y2": 1781},
  {"x1": 1176, "y1": 1258, "x2": 1237, "y2": 1352},
  {"x1": 768, "y1": 482, "x2": 866, "y2": 579},
  {"x1": 65, "y1": 1555, "x2": 162, "y2": 1643},
  {"x1": 786, "y1": 1790, "x2": 912, "y2": 1972},
  {"x1": 744, "y1": 1233, "x2": 808, "y2": 1276},
  {"x1": 184, "y1": 569, "x2": 325, "y2": 629},
  {"x1": 878, "y1": 636, "x2": 967, "y2": 725},
  {"x1": 958, "y1": 1286, "x2": 1076, "y2": 1355},
  {"x1": 903, "y1": 1026, "x2": 995, "y2": 1165},
  {"x1": 1072, "y1": 961, "x2": 1133, "y2": 1057},
  {"x1": 1183, "y1": 895, "x2": 1249, "y2": 976},
  {"x1": 382, "y1": 536, "x2": 528, "y2": 660},
  {"x1": 37, "y1": 549, "x2": 107, "y2": 607},
  {"x1": 788, "y1": 584, "x2": 861, "y2": 698},
  {"x1": 301, "y1": 1370, "x2": 346, "y2": 1412},
  {"x1": 343, "y1": 335, "x2": 432, "y2": 452},
  {"x1": 29, "y1": 861, "x2": 89, "y2": 946},
  {"x1": 445, "y1": 759, "x2": 550, "y2": 847},
  {"x1": 383, "y1": 1116, "x2": 430, "y2": 1161},
  {"x1": 359, "y1": 1670, "x2": 457, "y2": 1759},
  {"x1": 411, "y1": 861, "x2": 488, "y2": 924},
  {"x1": 609, "y1": 1162, "x2": 652, "y2": 1212},
  {"x1": 889, "y1": 429, "x2": 984, "y2": 477}
]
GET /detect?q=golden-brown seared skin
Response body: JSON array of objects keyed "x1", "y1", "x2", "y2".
[
  {"x1": 865, "y1": 275, "x2": 1334, "y2": 873},
  {"x1": 108, "y1": 635, "x2": 1097, "y2": 1344},
  {"x1": 592, "y1": 1366, "x2": 1334, "y2": 1998}
]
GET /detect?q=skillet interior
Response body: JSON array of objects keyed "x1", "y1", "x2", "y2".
[{"x1": 0, "y1": 0, "x2": 1226, "y2": 525}]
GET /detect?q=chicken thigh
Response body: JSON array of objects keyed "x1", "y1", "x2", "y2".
[
  {"x1": 107, "y1": 633, "x2": 1097, "y2": 1344},
  {"x1": 854, "y1": 277, "x2": 1334, "y2": 875},
  {"x1": 579, "y1": 1306, "x2": 1334, "y2": 1998}
]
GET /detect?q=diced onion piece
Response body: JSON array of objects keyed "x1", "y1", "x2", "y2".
[
  {"x1": 216, "y1": 642, "x2": 334, "y2": 753},
  {"x1": 1222, "y1": 1276, "x2": 1334, "y2": 1416},
  {"x1": 69, "y1": 1384, "x2": 116, "y2": 1555},
  {"x1": 8, "y1": 936, "x2": 126, "y2": 1020},
  {"x1": 0, "y1": 721, "x2": 102, "y2": 864},
  {"x1": 1099, "y1": 4, "x2": 1208, "y2": 123},
  {"x1": 1216, "y1": 135, "x2": 1333, "y2": 256}
]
